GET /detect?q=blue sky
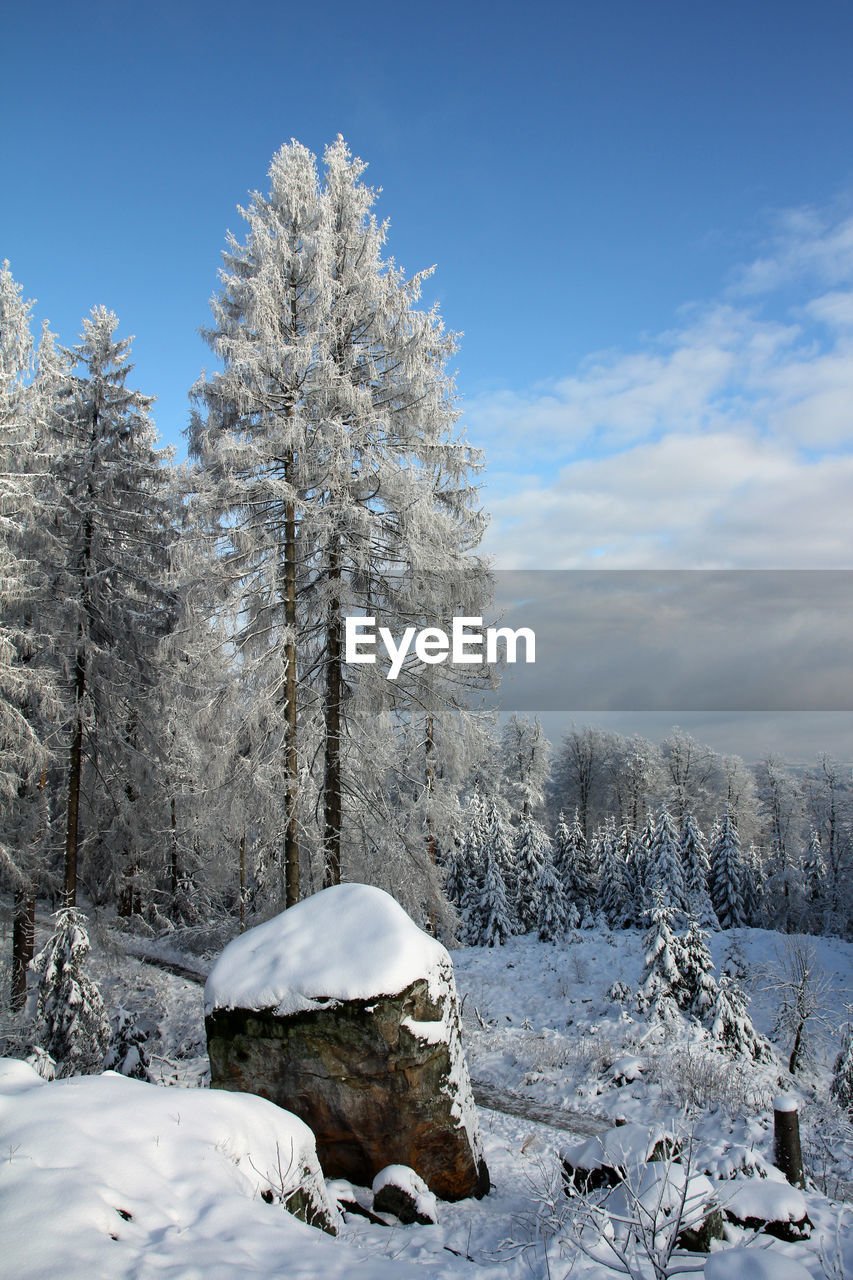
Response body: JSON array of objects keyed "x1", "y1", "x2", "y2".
[{"x1": 4, "y1": 0, "x2": 853, "y2": 754}]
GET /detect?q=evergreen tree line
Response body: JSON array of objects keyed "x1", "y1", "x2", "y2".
[{"x1": 446, "y1": 718, "x2": 853, "y2": 945}]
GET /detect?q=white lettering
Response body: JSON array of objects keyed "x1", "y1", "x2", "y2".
[
  {"x1": 379, "y1": 626, "x2": 417, "y2": 680},
  {"x1": 486, "y1": 626, "x2": 536, "y2": 664},
  {"x1": 345, "y1": 616, "x2": 376, "y2": 663},
  {"x1": 415, "y1": 627, "x2": 450, "y2": 664},
  {"x1": 452, "y1": 616, "x2": 483, "y2": 663}
]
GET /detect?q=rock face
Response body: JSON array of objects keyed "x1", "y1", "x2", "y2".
[{"x1": 205, "y1": 884, "x2": 489, "y2": 1202}]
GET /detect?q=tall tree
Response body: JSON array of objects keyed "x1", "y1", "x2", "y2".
[
  {"x1": 46, "y1": 308, "x2": 173, "y2": 907},
  {"x1": 191, "y1": 137, "x2": 487, "y2": 911}
]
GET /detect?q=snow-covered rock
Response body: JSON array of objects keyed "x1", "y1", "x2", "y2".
[
  {"x1": 562, "y1": 1120, "x2": 676, "y2": 1192},
  {"x1": 0, "y1": 1063, "x2": 374, "y2": 1280},
  {"x1": 720, "y1": 1172, "x2": 812, "y2": 1241},
  {"x1": 372, "y1": 1164, "x2": 439, "y2": 1224},
  {"x1": 205, "y1": 883, "x2": 489, "y2": 1201}
]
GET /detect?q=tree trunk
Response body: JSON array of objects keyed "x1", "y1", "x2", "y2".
[
  {"x1": 170, "y1": 795, "x2": 179, "y2": 897},
  {"x1": 323, "y1": 541, "x2": 342, "y2": 888},
  {"x1": 11, "y1": 886, "x2": 35, "y2": 1013},
  {"x1": 239, "y1": 832, "x2": 247, "y2": 932},
  {"x1": 425, "y1": 715, "x2": 437, "y2": 934},
  {"x1": 64, "y1": 657, "x2": 85, "y2": 907},
  {"x1": 283, "y1": 469, "x2": 300, "y2": 908}
]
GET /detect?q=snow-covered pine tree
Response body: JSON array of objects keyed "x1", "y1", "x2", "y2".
[
  {"x1": 556, "y1": 807, "x2": 596, "y2": 923},
  {"x1": 191, "y1": 138, "x2": 488, "y2": 911},
  {"x1": 637, "y1": 899, "x2": 681, "y2": 1021},
  {"x1": 514, "y1": 812, "x2": 550, "y2": 932},
  {"x1": 596, "y1": 815, "x2": 630, "y2": 927},
  {"x1": 709, "y1": 809, "x2": 746, "y2": 929},
  {"x1": 675, "y1": 920, "x2": 718, "y2": 1018},
  {"x1": 646, "y1": 804, "x2": 688, "y2": 917},
  {"x1": 32, "y1": 908, "x2": 111, "y2": 1076},
  {"x1": 0, "y1": 266, "x2": 61, "y2": 1008},
  {"x1": 625, "y1": 810, "x2": 655, "y2": 926},
  {"x1": 708, "y1": 973, "x2": 769, "y2": 1061},
  {"x1": 831, "y1": 1020, "x2": 853, "y2": 1114},
  {"x1": 679, "y1": 809, "x2": 717, "y2": 929},
  {"x1": 470, "y1": 844, "x2": 514, "y2": 947},
  {"x1": 103, "y1": 1007, "x2": 152, "y2": 1080},
  {"x1": 536, "y1": 841, "x2": 569, "y2": 942},
  {"x1": 44, "y1": 308, "x2": 174, "y2": 909}
]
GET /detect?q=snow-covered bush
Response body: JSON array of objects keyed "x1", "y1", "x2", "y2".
[{"x1": 103, "y1": 1007, "x2": 152, "y2": 1080}]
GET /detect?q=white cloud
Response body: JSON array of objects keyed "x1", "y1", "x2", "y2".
[{"x1": 469, "y1": 206, "x2": 853, "y2": 569}]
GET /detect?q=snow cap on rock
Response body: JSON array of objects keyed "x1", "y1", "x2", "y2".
[{"x1": 205, "y1": 883, "x2": 451, "y2": 1017}]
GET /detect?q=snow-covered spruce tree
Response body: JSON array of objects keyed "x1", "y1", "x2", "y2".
[
  {"x1": 675, "y1": 919, "x2": 718, "y2": 1019},
  {"x1": 708, "y1": 973, "x2": 769, "y2": 1061},
  {"x1": 708, "y1": 810, "x2": 746, "y2": 929},
  {"x1": 624, "y1": 810, "x2": 655, "y2": 926},
  {"x1": 536, "y1": 842, "x2": 569, "y2": 942},
  {"x1": 190, "y1": 138, "x2": 488, "y2": 913},
  {"x1": 514, "y1": 812, "x2": 550, "y2": 932},
  {"x1": 679, "y1": 809, "x2": 717, "y2": 929},
  {"x1": 43, "y1": 308, "x2": 175, "y2": 909},
  {"x1": 596, "y1": 816, "x2": 630, "y2": 928},
  {"x1": 556, "y1": 806, "x2": 596, "y2": 924},
  {"x1": 469, "y1": 843, "x2": 514, "y2": 947},
  {"x1": 0, "y1": 265, "x2": 61, "y2": 1007},
  {"x1": 646, "y1": 803, "x2": 688, "y2": 918},
  {"x1": 831, "y1": 1019, "x2": 853, "y2": 1114},
  {"x1": 32, "y1": 908, "x2": 110, "y2": 1076},
  {"x1": 637, "y1": 899, "x2": 681, "y2": 1021}
]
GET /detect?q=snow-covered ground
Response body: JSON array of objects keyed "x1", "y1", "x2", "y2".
[{"x1": 2, "y1": 912, "x2": 852, "y2": 1278}]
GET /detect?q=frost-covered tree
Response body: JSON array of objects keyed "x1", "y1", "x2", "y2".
[
  {"x1": 757, "y1": 755, "x2": 805, "y2": 932},
  {"x1": 32, "y1": 908, "x2": 111, "y2": 1076},
  {"x1": 679, "y1": 810, "x2": 717, "y2": 929},
  {"x1": 709, "y1": 810, "x2": 746, "y2": 929},
  {"x1": 469, "y1": 844, "x2": 514, "y2": 947},
  {"x1": 556, "y1": 807, "x2": 596, "y2": 922},
  {"x1": 190, "y1": 137, "x2": 488, "y2": 910},
  {"x1": 536, "y1": 843, "x2": 568, "y2": 942},
  {"x1": 625, "y1": 810, "x2": 655, "y2": 926},
  {"x1": 805, "y1": 755, "x2": 851, "y2": 935},
  {"x1": 502, "y1": 713, "x2": 550, "y2": 818},
  {"x1": 44, "y1": 308, "x2": 174, "y2": 908},
  {"x1": 549, "y1": 725, "x2": 610, "y2": 841},
  {"x1": 514, "y1": 811, "x2": 550, "y2": 932},
  {"x1": 646, "y1": 804, "x2": 688, "y2": 917},
  {"x1": 831, "y1": 1020, "x2": 853, "y2": 1114},
  {"x1": 637, "y1": 900, "x2": 681, "y2": 1021},
  {"x1": 709, "y1": 974, "x2": 768, "y2": 1061},
  {"x1": 0, "y1": 265, "x2": 61, "y2": 1006},
  {"x1": 675, "y1": 920, "x2": 718, "y2": 1019},
  {"x1": 605, "y1": 733, "x2": 664, "y2": 831},
  {"x1": 661, "y1": 728, "x2": 718, "y2": 826},
  {"x1": 596, "y1": 816, "x2": 630, "y2": 928}
]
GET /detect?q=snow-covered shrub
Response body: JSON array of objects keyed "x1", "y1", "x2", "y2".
[
  {"x1": 104, "y1": 1007, "x2": 152, "y2": 1080},
  {"x1": 830, "y1": 1020, "x2": 853, "y2": 1115},
  {"x1": 655, "y1": 1044, "x2": 770, "y2": 1115},
  {"x1": 31, "y1": 908, "x2": 111, "y2": 1076},
  {"x1": 709, "y1": 974, "x2": 770, "y2": 1062}
]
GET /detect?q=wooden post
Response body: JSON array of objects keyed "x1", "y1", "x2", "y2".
[{"x1": 773, "y1": 1096, "x2": 804, "y2": 1188}]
